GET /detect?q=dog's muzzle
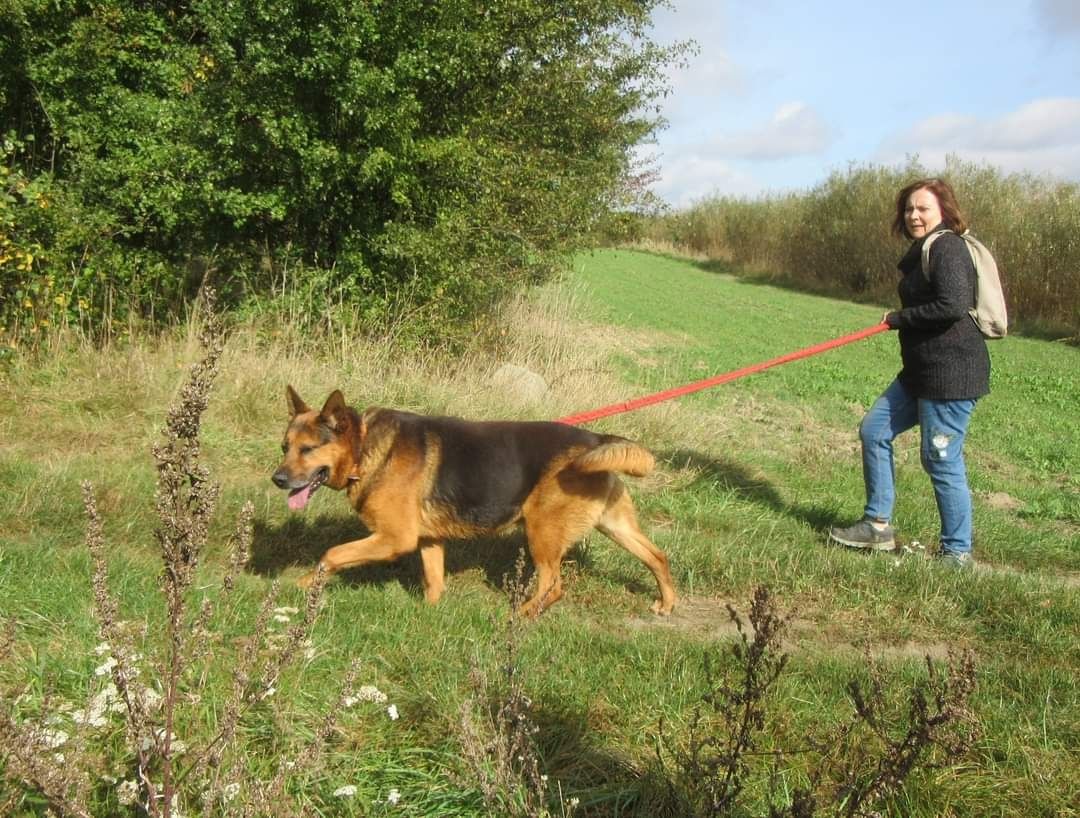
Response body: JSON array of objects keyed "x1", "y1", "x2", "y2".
[{"x1": 273, "y1": 466, "x2": 329, "y2": 511}]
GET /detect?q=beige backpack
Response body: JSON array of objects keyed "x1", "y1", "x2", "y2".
[{"x1": 922, "y1": 229, "x2": 1008, "y2": 339}]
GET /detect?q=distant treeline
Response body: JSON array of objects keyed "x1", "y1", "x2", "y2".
[
  {"x1": 1, "y1": 0, "x2": 685, "y2": 347},
  {"x1": 639, "y1": 158, "x2": 1080, "y2": 338}
]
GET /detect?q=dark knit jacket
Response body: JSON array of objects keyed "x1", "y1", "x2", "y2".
[{"x1": 884, "y1": 230, "x2": 990, "y2": 400}]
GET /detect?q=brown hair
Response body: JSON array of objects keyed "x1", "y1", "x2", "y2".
[{"x1": 892, "y1": 177, "x2": 969, "y2": 238}]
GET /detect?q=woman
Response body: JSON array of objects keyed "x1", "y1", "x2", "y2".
[{"x1": 828, "y1": 178, "x2": 990, "y2": 569}]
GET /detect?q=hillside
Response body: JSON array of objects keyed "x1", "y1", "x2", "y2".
[{"x1": 1, "y1": 249, "x2": 1077, "y2": 816}]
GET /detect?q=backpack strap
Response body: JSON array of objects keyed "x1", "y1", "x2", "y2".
[
  {"x1": 920, "y1": 228, "x2": 1009, "y2": 338},
  {"x1": 919, "y1": 228, "x2": 953, "y2": 280}
]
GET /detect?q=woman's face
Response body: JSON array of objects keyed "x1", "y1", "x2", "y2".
[{"x1": 904, "y1": 187, "x2": 944, "y2": 238}]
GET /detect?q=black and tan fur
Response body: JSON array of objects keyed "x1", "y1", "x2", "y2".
[{"x1": 271, "y1": 386, "x2": 676, "y2": 616}]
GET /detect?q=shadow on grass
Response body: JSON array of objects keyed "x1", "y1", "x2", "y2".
[
  {"x1": 660, "y1": 448, "x2": 846, "y2": 533},
  {"x1": 685, "y1": 253, "x2": 890, "y2": 303},
  {"x1": 535, "y1": 703, "x2": 665, "y2": 813},
  {"x1": 433, "y1": 693, "x2": 663, "y2": 814},
  {"x1": 250, "y1": 516, "x2": 598, "y2": 599}
]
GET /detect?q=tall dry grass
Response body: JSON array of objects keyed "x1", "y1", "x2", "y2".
[{"x1": 644, "y1": 157, "x2": 1080, "y2": 337}]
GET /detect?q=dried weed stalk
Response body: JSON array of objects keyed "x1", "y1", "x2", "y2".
[
  {"x1": 456, "y1": 549, "x2": 577, "y2": 818},
  {"x1": 0, "y1": 291, "x2": 358, "y2": 817},
  {"x1": 656, "y1": 585, "x2": 790, "y2": 816},
  {"x1": 654, "y1": 587, "x2": 980, "y2": 818},
  {"x1": 810, "y1": 648, "x2": 981, "y2": 818}
]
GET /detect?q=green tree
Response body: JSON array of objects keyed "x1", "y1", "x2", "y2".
[{"x1": 2, "y1": 0, "x2": 686, "y2": 340}]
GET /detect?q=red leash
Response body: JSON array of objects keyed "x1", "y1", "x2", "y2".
[{"x1": 556, "y1": 322, "x2": 889, "y2": 426}]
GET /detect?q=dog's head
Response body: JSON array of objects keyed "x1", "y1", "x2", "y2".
[{"x1": 271, "y1": 386, "x2": 356, "y2": 510}]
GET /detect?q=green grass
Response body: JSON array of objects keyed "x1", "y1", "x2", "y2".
[{"x1": 1, "y1": 248, "x2": 1078, "y2": 816}]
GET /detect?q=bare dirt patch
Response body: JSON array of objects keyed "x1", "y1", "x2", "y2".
[
  {"x1": 984, "y1": 491, "x2": 1023, "y2": 512},
  {"x1": 626, "y1": 594, "x2": 954, "y2": 663}
]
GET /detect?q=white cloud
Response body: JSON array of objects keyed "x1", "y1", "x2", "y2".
[
  {"x1": 667, "y1": 52, "x2": 744, "y2": 98},
  {"x1": 638, "y1": 103, "x2": 833, "y2": 206},
  {"x1": 638, "y1": 146, "x2": 763, "y2": 207},
  {"x1": 878, "y1": 98, "x2": 1080, "y2": 179},
  {"x1": 709, "y1": 102, "x2": 833, "y2": 160}
]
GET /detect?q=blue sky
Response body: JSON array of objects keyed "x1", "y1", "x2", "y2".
[{"x1": 641, "y1": 0, "x2": 1080, "y2": 207}]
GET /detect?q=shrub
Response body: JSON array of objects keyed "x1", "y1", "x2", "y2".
[
  {"x1": 1, "y1": 0, "x2": 688, "y2": 344},
  {"x1": 648, "y1": 158, "x2": 1080, "y2": 337}
]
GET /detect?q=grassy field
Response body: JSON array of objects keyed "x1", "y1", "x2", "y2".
[{"x1": 1, "y1": 248, "x2": 1078, "y2": 816}]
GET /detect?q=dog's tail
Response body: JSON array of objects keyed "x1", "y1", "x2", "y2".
[{"x1": 572, "y1": 436, "x2": 655, "y2": 477}]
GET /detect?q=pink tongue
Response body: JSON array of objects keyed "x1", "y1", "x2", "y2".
[{"x1": 288, "y1": 484, "x2": 313, "y2": 511}]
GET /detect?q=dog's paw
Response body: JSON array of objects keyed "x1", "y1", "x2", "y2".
[{"x1": 651, "y1": 598, "x2": 675, "y2": 616}]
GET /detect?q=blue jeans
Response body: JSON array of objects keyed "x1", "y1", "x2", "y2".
[{"x1": 859, "y1": 379, "x2": 977, "y2": 555}]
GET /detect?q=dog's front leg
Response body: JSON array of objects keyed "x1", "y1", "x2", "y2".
[{"x1": 298, "y1": 530, "x2": 418, "y2": 588}]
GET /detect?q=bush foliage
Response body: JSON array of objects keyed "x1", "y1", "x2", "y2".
[
  {"x1": 1, "y1": 0, "x2": 683, "y2": 343},
  {"x1": 644, "y1": 158, "x2": 1080, "y2": 337}
]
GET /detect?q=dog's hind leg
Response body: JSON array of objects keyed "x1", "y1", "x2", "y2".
[
  {"x1": 419, "y1": 540, "x2": 446, "y2": 604},
  {"x1": 519, "y1": 470, "x2": 614, "y2": 616},
  {"x1": 520, "y1": 514, "x2": 584, "y2": 617},
  {"x1": 595, "y1": 483, "x2": 677, "y2": 615}
]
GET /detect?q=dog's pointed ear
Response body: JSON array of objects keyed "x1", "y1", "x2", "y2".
[
  {"x1": 286, "y1": 385, "x2": 309, "y2": 418},
  {"x1": 319, "y1": 390, "x2": 347, "y2": 430}
]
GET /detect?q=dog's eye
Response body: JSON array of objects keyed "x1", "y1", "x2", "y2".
[{"x1": 300, "y1": 445, "x2": 316, "y2": 455}]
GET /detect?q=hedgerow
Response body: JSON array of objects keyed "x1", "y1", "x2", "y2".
[
  {"x1": 642, "y1": 157, "x2": 1080, "y2": 338},
  {"x1": 1, "y1": 0, "x2": 685, "y2": 345}
]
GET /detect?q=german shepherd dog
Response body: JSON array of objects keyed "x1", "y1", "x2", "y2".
[{"x1": 272, "y1": 387, "x2": 677, "y2": 616}]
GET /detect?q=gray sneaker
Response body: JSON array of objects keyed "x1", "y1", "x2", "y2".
[
  {"x1": 935, "y1": 551, "x2": 975, "y2": 571},
  {"x1": 828, "y1": 519, "x2": 896, "y2": 551}
]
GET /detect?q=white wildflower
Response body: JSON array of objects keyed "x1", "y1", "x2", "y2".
[
  {"x1": 71, "y1": 708, "x2": 106, "y2": 728},
  {"x1": 273, "y1": 614, "x2": 291, "y2": 624},
  {"x1": 38, "y1": 728, "x2": 69, "y2": 749},
  {"x1": 343, "y1": 696, "x2": 358, "y2": 708},
  {"x1": 94, "y1": 656, "x2": 118, "y2": 676},
  {"x1": 142, "y1": 686, "x2": 163, "y2": 711},
  {"x1": 93, "y1": 642, "x2": 111, "y2": 656},
  {"x1": 73, "y1": 682, "x2": 121, "y2": 727},
  {"x1": 386, "y1": 788, "x2": 401, "y2": 805},
  {"x1": 387, "y1": 704, "x2": 399, "y2": 721},
  {"x1": 356, "y1": 685, "x2": 387, "y2": 703},
  {"x1": 333, "y1": 785, "x2": 358, "y2": 798},
  {"x1": 222, "y1": 783, "x2": 241, "y2": 802},
  {"x1": 274, "y1": 606, "x2": 300, "y2": 616},
  {"x1": 117, "y1": 779, "x2": 139, "y2": 806}
]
